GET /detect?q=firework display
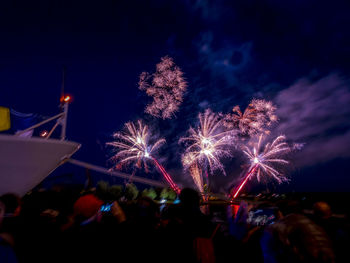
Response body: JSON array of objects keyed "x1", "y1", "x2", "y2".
[
  {"x1": 139, "y1": 56, "x2": 187, "y2": 119},
  {"x1": 232, "y1": 135, "x2": 290, "y2": 198},
  {"x1": 107, "y1": 56, "x2": 298, "y2": 198}
]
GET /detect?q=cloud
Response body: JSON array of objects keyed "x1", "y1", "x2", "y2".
[
  {"x1": 185, "y1": 0, "x2": 222, "y2": 22},
  {"x1": 198, "y1": 100, "x2": 209, "y2": 109},
  {"x1": 196, "y1": 31, "x2": 252, "y2": 85},
  {"x1": 274, "y1": 74, "x2": 350, "y2": 166}
]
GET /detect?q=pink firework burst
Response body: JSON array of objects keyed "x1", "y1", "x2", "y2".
[
  {"x1": 232, "y1": 134, "x2": 290, "y2": 199},
  {"x1": 242, "y1": 134, "x2": 290, "y2": 183},
  {"x1": 224, "y1": 99, "x2": 278, "y2": 135},
  {"x1": 139, "y1": 56, "x2": 187, "y2": 119}
]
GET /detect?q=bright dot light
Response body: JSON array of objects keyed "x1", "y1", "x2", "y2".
[
  {"x1": 254, "y1": 157, "x2": 259, "y2": 164},
  {"x1": 202, "y1": 149, "x2": 212, "y2": 155},
  {"x1": 144, "y1": 151, "x2": 150, "y2": 158},
  {"x1": 40, "y1": 130, "x2": 48, "y2": 137},
  {"x1": 137, "y1": 137, "x2": 142, "y2": 144},
  {"x1": 202, "y1": 138, "x2": 210, "y2": 145},
  {"x1": 64, "y1": 95, "x2": 71, "y2": 102},
  {"x1": 270, "y1": 115, "x2": 277, "y2": 121}
]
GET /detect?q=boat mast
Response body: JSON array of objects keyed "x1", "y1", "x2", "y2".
[{"x1": 60, "y1": 67, "x2": 69, "y2": 140}]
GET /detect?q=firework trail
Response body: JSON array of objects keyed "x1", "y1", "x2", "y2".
[
  {"x1": 152, "y1": 158, "x2": 180, "y2": 194},
  {"x1": 189, "y1": 162, "x2": 204, "y2": 193},
  {"x1": 181, "y1": 153, "x2": 204, "y2": 193},
  {"x1": 139, "y1": 56, "x2": 187, "y2": 119},
  {"x1": 232, "y1": 134, "x2": 290, "y2": 198},
  {"x1": 224, "y1": 99, "x2": 277, "y2": 135},
  {"x1": 107, "y1": 120, "x2": 180, "y2": 192}
]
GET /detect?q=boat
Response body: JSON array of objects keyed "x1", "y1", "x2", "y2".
[{"x1": 0, "y1": 95, "x2": 166, "y2": 196}]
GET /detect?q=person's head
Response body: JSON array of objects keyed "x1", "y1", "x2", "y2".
[
  {"x1": 271, "y1": 214, "x2": 335, "y2": 263},
  {"x1": 0, "y1": 193, "x2": 21, "y2": 217},
  {"x1": 73, "y1": 194, "x2": 103, "y2": 221},
  {"x1": 179, "y1": 188, "x2": 200, "y2": 211},
  {"x1": 136, "y1": 196, "x2": 159, "y2": 224},
  {"x1": 313, "y1": 202, "x2": 332, "y2": 220},
  {"x1": 276, "y1": 199, "x2": 302, "y2": 217}
]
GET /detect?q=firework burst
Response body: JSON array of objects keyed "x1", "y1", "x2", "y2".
[
  {"x1": 107, "y1": 120, "x2": 164, "y2": 172},
  {"x1": 224, "y1": 99, "x2": 277, "y2": 135},
  {"x1": 251, "y1": 99, "x2": 278, "y2": 127},
  {"x1": 232, "y1": 134, "x2": 290, "y2": 198},
  {"x1": 139, "y1": 56, "x2": 187, "y2": 119},
  {"x1": 107, "y1": 120, "x2": 180, "y2": 192},
  {"x1": 224, "y1": 105, "x2": 258, "y2": 134},
  {"x1": 180, "y1": 109, "x2": 234, "y2": 175}
]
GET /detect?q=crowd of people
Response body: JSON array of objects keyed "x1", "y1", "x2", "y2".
[{"x1": 0, "y1": 185, "x2": 349, "y2": 263}]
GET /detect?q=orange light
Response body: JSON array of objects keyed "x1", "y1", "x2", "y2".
[
  {"x1": 64, "y1": 95, "x2": 71, "y2": 102},
  {"x1": 40, "y1": 130, "x2": 48, "y2": 137}
]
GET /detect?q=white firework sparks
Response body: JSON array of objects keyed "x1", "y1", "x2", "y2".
[
  {"x1": 139, "y1": 56, "x2": 187, "y2": 119},
  {"x1": 243, "y1": 134, "x2": 290, "y2": 183},
  {"x1": 107, "y1": 120, "x2": 165, "y2": 172},
  {"x1": 180, "y1": 109, "x2": 234, "y2": 175}
]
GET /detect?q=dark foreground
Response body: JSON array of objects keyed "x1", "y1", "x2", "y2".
[{"x1": 1, "y1": 187, "x2": 349, "y2": 263}]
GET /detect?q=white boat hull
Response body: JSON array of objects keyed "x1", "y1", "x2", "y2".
[{"x1": 0, "y1": 135, "x2": 80, "y2": 196}]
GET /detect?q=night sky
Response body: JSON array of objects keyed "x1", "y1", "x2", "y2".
[{"x1": 1, "y1": 0, "x2": 350, "y2": 193}]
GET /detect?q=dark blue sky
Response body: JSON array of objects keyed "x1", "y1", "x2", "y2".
[{"x1": 1, "y1": 0, "x2": 350, "y2": 192}]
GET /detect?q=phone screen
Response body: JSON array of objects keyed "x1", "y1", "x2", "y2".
[
  {"x1": 246, "y1": 208, "x2": 277, "y2": 226},
  {"x1": 100, "y1": 203, "x2": 112, "y2": 212}
]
